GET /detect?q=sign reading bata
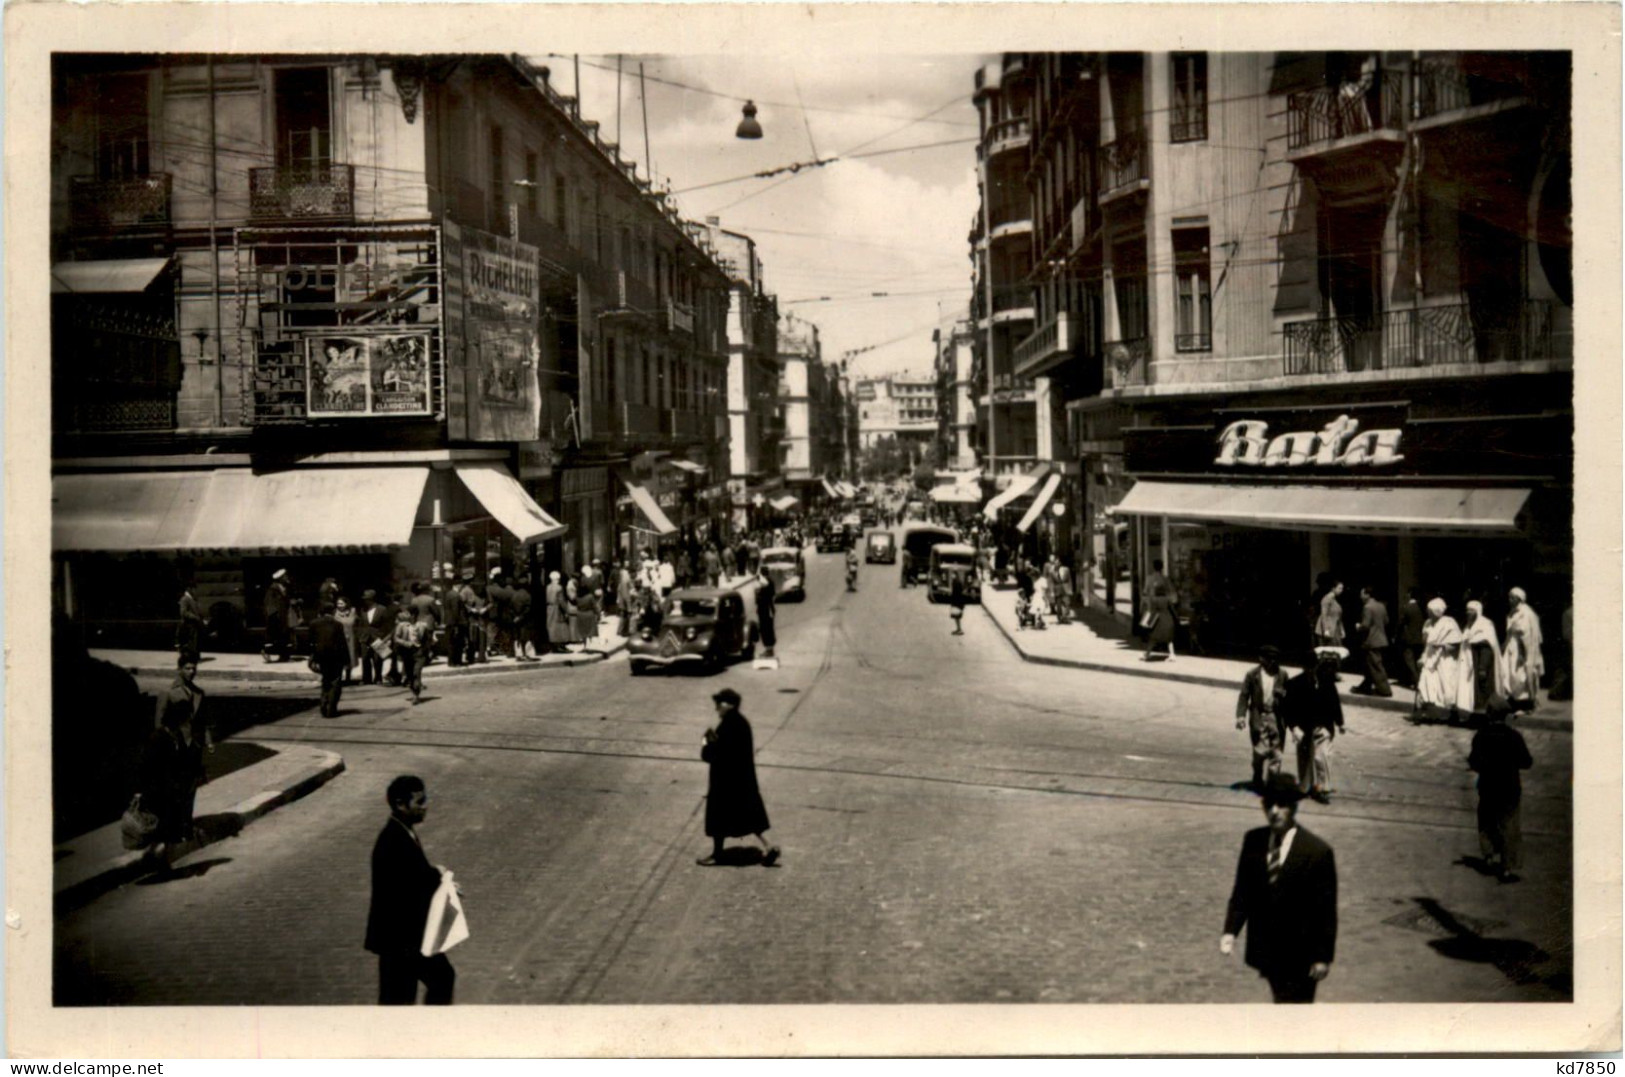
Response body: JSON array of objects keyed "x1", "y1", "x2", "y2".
[
  {"x1": 1216, "y1": 414, "x2": 1404, "y2": 468},
  {"x1": 306, "y1": 333, "x2": 432, "y2": 417}
]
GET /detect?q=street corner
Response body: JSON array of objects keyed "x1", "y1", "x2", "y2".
[{"x1": 53, "y1": 740, "x2": 346, "y2": 910}]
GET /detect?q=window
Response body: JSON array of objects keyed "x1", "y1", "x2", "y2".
[
  {"x1": 488, "y1": 126, "x2": 506, "y2": 226},
  {"x1": 1170, "y1": 53, "x2": 1208, "y2": 143},
  {"x1": 524, "y1": 152, "x2": 538, "y2": 216},
  {"x1": 554, "y1": 175, "x2": 568, "y2": 231},
  {"x1": 577, "y1": 193, "x2": 590, "y2": 251},
  {"x1": 1173, "y1": 226, "x2": 1212, "y2": 352},
  {"x1": 606, "y1": 336, "x2": 617, "y2": 404},
  {"x1": 274, "y1": 67, "x2": 332, "y2": 167},
  {"x1": 96, "y1": 74, "x2": 150, "y2": 178}
]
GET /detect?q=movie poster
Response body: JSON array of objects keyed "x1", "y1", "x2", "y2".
[
  {"x1": 305, "y1": 333, "x2": 432, "y2": 417},
  {"x1": 461, "y1": 225, "x2": 541, "y2": 441}
]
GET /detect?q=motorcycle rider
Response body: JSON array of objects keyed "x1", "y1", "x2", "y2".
[{"x1": 845, "y1": 546, "x2": 860, "y2": 592}]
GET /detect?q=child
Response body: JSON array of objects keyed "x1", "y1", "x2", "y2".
[{"x1": 1468, "y1": 696, "x2": 1533, "y2": 882}]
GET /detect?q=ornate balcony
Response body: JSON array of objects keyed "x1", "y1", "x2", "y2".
[
  {"x1": 986, "y1": 117, "x2": 1031, "y2": 157},
  {"x1": 1413, "y1": 55, "x2": 1533, "y2": 123},
  {"x1": 1282, "y1": 301, "x2": 1571, "y2": 377},
  {"x1": 69, "y1": 174, "x2": 172, "y2": 235},
  {"x1": 249, "y1": 163, "x2": 355, "y2": 222},
  {"x1": 1098, "y1": 128, "x2": 1148, "y2": 202},
  {"x1": 1013, "y1": 310, "x2": 1079, "y2": 379},
  {"x1": 1104, "y1": 337, "x2": 1150, "y2": 389},
  {"x1": 668, "y1": 409, "x2": 706, "y2": 440},
  {"x1": 618, "y1": 401, "x2": 666, "y2": 438},
  {"x1": 1287, "y1": 77, "x2": 1404, "y2": 149},
  {"x1": 64, "y1": 388, "x2": 178, "y2": 433}
]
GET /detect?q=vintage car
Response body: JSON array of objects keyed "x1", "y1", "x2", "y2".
[
  {"x1": 900, "y1": 523, "x2": 959, "y2": 585},
  {"x1": 627, "y1": 588, "x2": 756, "y2": 675},
  {"x1": 760, "y1": 546, "x2": 806, "y2": 601},
  {"x1": 927, "y1": 543, "x2": 981, "y2": 604},
  {"x1": 816, "y1": 526, "x2": 850, "y2": 553},
  {"x1": 864, "y1": 529, "x2": 896, "y2": 564}
]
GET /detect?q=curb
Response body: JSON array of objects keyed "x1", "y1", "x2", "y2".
[
  {"x1": 53, "y1": 744, "x2": 346, "y2": 910},
  {"x1": 979, "y1": 603, "x2": 1573, "y2": 733},
  {"x1": 105, "y1": 639, "x2": 626, "y2": 686}
]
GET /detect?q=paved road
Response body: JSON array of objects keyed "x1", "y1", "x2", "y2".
[{"x1": 56, "y1": 552, "x2": 1573, "y2": 1005}]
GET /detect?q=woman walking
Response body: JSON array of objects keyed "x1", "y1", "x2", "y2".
[
  {"x1": 1503, "y1": 587, "x2": 1545, "y2": 713},
  {"x1": 574, "y1": 572, "x2": 600, "y2": 651},
  {"x1": 335, "y1": 596, "x2": 359, "y2": 685},
  {"x1": 1461, "y1": 600, "x2": 1507, "y2": 715},
  {"x1": 1315, "y1": 581, "x2": 1346, "y2": 648},
  {"x1": 545, "y1": 572, "x2": 569, "y2": 654},
  {"x1": 697, "y1": 688, "x2": 779, "y2": 866},
  {"x1": 1142, "y1": 586, "x2": 1177, "y2": 662}
]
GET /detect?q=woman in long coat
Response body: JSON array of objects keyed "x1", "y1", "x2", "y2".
[
  {"x1": 698, "y1": 688, "x2": 779, "y2": 866},
  {"x1": 1503, "y1": 587, "x2": 1544, "y2": 712},
  {"x1": 334, "y1": 596, "x2": 358, "y2": 684},
  {"x1": 544, "y1": 572, "x2": 570, "y2": 653},
  {"x1": 1417, "y1": 598, "x2": 1465, "y2": 717},
  {"x1": 1141, "y1": 587, "x2": 1177, "y2": 661},
  {"x1": 1315, "y1": 581, "x2": 1346, "y2": 647},
  {"x1": 573, "y1": 572, "x2": 600, "y2": 647},
  {"x1": 138, "y1": 681, "x2": 207, "y2": 868}
]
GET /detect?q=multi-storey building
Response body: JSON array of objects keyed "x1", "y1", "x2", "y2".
[
  {"x1": 707, "y1": 220, "x2": 784, "y2": 528},
  {"x1": 971, "y1": 57, "x2": 1042, "y2": 489},
  {"x1": 933, "y1": 320, "x2": 979, "y2": 471},
  {"x1": 1006, "y1": 50, "x2": 1572, "y2": 657},
  {"x1": 51, "y1": 53, "x2": 733, "y2": 649},
  {"x1": 777, "y1": 311, "x2": 839, "y2": 511},
  {"x1": 855, "y1": 374, "x2": 938, "y2": 456}
]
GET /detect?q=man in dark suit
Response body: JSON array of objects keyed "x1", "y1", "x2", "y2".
[
  {"x1": 356, "y1": 590, "x2": 388, "y2": 686},
  {"x1": 365, "y1": 775, "x2": 455, "y2": 1005},
  {"x1": 1398, "y1": 586, "x2": 1426, "y2": 688},
  {"x1": 309, "y1": 603, "x2": 351, "y2": 718},
  {"x1": 1220, "y1": 772, "x2": 1338, "y2": 1003},
  {"x1": 1354, "y1": 586, "x2": 1393, "y2": 697}
]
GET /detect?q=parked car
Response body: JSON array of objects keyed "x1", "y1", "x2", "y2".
[
  {"x1": 865, "y1": 530, "x2": 896, "y2": 564},
  {"x1": 760, "y1": 546, "x2": 806, "y2": 601},
  {"x1": 627, "y1": 588, "x2": 756, "y2": 675},
  {"x1": 927, "y1": 543, "x2": 981, "y2": 604},
  {"x1": 817, "y1": 527, "x2": 849, "y2": 553},
  {"x1": 900, "y1": 523, "x2": 958, "y2": 585}
]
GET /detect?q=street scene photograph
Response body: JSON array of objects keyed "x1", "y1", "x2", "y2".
[{"x1": 14, "y1": 2, "x2": 1620, "y2": 1057}]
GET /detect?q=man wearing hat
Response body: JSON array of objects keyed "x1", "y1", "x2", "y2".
[
  {"x1": 1236, "y1": 644, "x2": 1289, "y2": 791},
  {"x1": 1220, "y1": 772, "x2": 1338, "y2": 1003},
  {"x1": 442, "y1": 567, "x2": 466, "y2": 667},
  {"x1": 261, "y1": 569, "x2": 292, "y2": 663},
  {"x1": 1284, "y1": 646, "x2": 1347, "y2": 803},
  {"x1": 698, "y1": 688, "x2": 779, "y2": 867},
  {"x1": 356, "y1": 589, "x2": 389, "y2": 685}
]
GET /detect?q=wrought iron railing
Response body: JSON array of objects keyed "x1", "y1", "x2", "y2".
[
  {"x1": 986, "y1": 117, "x2": 1031, "y2": 153},
  {"x1": 1099, "y1": 127, "x2": 1148, "y2": 194},
  {"x1": 618, "y1": 401, "x2": 665, "y2": 437},
  {"x1": 65, "y1": 388, "x2": 177, "y2": 433},
  {"x1": 69, "y1": 174, "x2": 172, "y2": 233},
  {"x1": 249, "y1": 163, "x2": 356, "y2": 221},
  {"x1": 1287, "y1": 76, "x2": 1404, "y2": 149},
  {"x1": 1013, "y1": 311, "x2": 1077, "y2": 374},
  {"x1": 666, "y1": 300, "x2": 695, "y2": 335},
  {"x1": 1282, "y1": 301, "x2": 1570, "y2": 376},
  {"x1": 668, "y1": 409, "x2": 706, "y2": 439},
  {"x1": 1175, "y1": 331, "x2": 1212, "y2": 353},
  {"x1": 1169, "y1": 106, "x2": 1208, "y2": 143},
  {"x1": 1413, "y1": 58, "x2": 1531, "y2": 120},
  {"x1": 991, "y1": 283, "x2": 1035, "y2": 315}
]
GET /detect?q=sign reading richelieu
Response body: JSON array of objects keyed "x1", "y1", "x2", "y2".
[
  {"x1": 460, "y1": 225, "x2": 541, "y2": 443},
  {"x1": 1124, "y1": 403, "x2": 1570, "y2": 481}
]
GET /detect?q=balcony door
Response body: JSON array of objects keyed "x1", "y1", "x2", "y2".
[
  {"x1": 96, "y1": 74, "x2": 150, "y2": 179},
  {"x1": 1317, "y1": 201, "x2": 1384, "y2": 370},
  {"x1": 274, "y1": 67, "x2": 332, "y2": 170}
]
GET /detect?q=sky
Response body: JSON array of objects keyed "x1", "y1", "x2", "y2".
[{"x1": 535, "y1": 53, "x2": 993, "y2": 381}]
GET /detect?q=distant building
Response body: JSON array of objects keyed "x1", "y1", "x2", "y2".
[
  {"x1": 855, "y1": 373, "x2": 938, "y2": 456},
  {"x1": 706, "y1": 220, "x2": 783, "y2": 529}
]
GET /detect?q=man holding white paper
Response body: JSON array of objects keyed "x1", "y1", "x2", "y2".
[{"x1": 364, "y1": 775, "x2": 457, "y2": 1005}]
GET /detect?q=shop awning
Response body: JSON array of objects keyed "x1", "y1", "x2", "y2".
[
  {"x1": 625, "y1": 482, "x2": 679, "y2": 536},
  {"x1": 1111, "y1": 481, "x2": 1532, "y2": 536},
  {"x1": 52, "y1": 256, "x2": 174, "y2": 294},
  {"x1": 1015, "y1": 473, "x2": 1064, "y2": 533},
  {"x1": 53, "y1": 470, "x2": 215, "y2": 551},
  {"x1": 835, "y1": 481, "x2": 858, "y2": 499},
  {"x1": 663, "y1": 459, "x2": 707, "y2": 475},
  {"x1": 821, "y1": 477, "x2": 842, "y2": 499},
  {"x1": 455, "y1": 463, "x2": 567, "y2": 544},
  {"x1": 185, "y1": 467, "x2": 430, "y2": 553},
  {"x1": 770, "y1": 495, "x2": 800, "y2": 512},
  {"x1": 983, "y1": 475, "x2": 1037, "y2": 518}
]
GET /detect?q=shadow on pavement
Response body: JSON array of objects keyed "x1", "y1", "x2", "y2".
[
  {"x1": 135, "y1": 857, "x2": 234, "y2": 884},
  {"x1": 1414, "y1": 897, "x2": 1564, "y2": 994}
]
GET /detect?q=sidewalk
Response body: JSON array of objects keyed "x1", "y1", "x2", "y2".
[
  {"x1": 93, "y1": 573, "x2": 763, "y2": 685},
  {"x1": 980, "y1": 585, "x2": 1573, "y2": 732},
  {"x1": 54, "y1": 741, "x2": 345, "y2": 909}
]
